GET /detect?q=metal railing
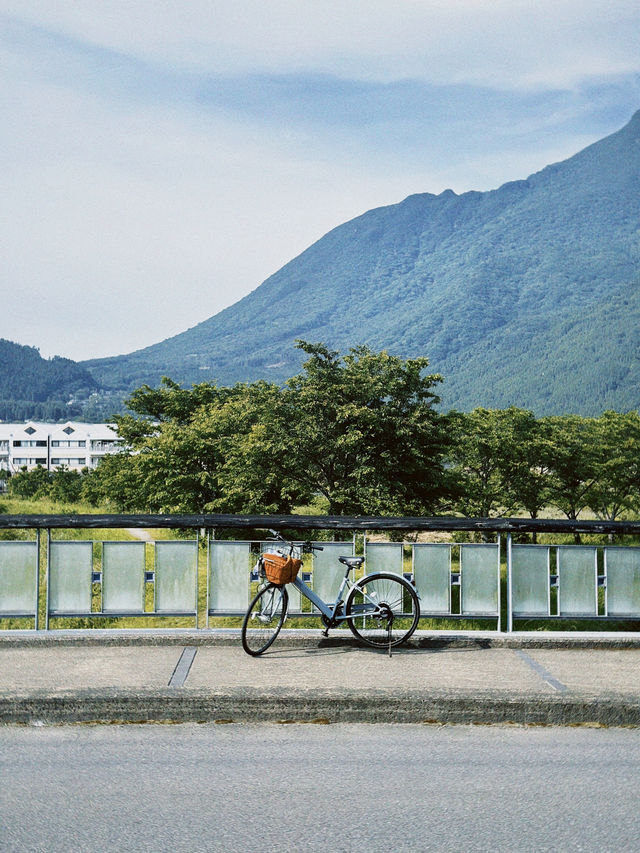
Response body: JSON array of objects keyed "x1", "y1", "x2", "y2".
[{"x1": 1, "y1": 514, "x2": 639, "y2": 632}]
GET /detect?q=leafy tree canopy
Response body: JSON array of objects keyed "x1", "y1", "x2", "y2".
[{"x1": 87, "y1": 342, "x2": 453, "y2": 516}]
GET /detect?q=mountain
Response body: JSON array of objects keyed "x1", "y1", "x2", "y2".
[
  {"x1": 81, "y1": 109, "x2": 638, "y2": 414},
  {"x1": 0, "y1": 339, "x2": 100, "y2": 421}
]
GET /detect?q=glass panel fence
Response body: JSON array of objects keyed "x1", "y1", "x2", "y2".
[
  {"x1": 412, "y1": 543, "x2": 451, "y2": 615},
  {"x1": 156, "y1": 540, "x2": 198, "y2": 613},
  {"x1": 0, "y1": 541, "x2": 38, "y2": 616}
]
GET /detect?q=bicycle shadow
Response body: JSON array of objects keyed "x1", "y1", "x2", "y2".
[{"x1": 264, "y1": 634, "x2": 494, "y2": 659}]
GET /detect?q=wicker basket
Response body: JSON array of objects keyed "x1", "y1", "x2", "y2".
[{"x1": 263, "y1": 553, "x2": 302, "y2": 586}]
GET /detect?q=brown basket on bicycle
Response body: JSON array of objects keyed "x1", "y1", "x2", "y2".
[{"x1": 263, "y1": 553, "x2": 302, "y2": 586}]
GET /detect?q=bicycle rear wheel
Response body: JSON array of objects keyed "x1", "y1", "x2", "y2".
[
  {"x1": 241, "y1": 583, "x2": 289, "y2": 656},
  {"x1": 345, "y1": 572, "x2": 420, "y2": 649}
]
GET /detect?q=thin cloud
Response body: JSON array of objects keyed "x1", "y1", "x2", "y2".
[
  {"x1": 1, "y1": 2, "x2": 639, "y2": 361},
  {"x1": 3, "y1": 0, "x2": 640, "y2": 85}
]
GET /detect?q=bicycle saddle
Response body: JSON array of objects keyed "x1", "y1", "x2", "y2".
[{"x1": 339, "y1": 556, "x2": 365, "y2": 568}]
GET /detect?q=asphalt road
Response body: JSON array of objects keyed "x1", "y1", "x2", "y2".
[{"x1": 2, "y1": 723, "x2": 639, "y2": 852}]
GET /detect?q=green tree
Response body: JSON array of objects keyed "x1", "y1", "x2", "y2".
[
  {"x1": 586, "y1": 410, "x2": 640, "y2": 521},
  {"x1": 8, "y1": 465, "x2": 52, "y2": 499},
  {"x1": 123, "y1": 377, "x2": 229, "y2": 427},
  {"x1": 543, "y1": 414, "x2": 600, "y2": 521},
  {"x1": 448, "y1": 408, "x2": 521, "y2": 518},
  {"x1": 280, "y1": 341, "x2": 451, "y2": 515},
  {"x1": 189, "y1": 382, "x2": 305, "y2": 513},
  {"x1": 81, "y1": 452, "x2": 149, "y2": 511},
  {"x1": 499, "y1": 409, "x2": 554, "y2": 520},
  {"x1": 90, "y1": 342, "x2": 452, "y2": 516},
  {"x1": 89, "y1": 381, "x2": 300, "y2": 513},
  {"x1": 49, "y1": 467, "x2": 84, "y2": 504}
]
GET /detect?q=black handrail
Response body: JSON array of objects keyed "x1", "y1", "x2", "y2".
[{"x1": 1, "y1": 513, "x2": 640, "y2": 535}]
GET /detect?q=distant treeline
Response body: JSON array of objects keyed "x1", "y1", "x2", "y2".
[
  {"x1": 0, "y1": 339, "x2": 96, "y2": 399},
  {"x1": 0, "y1": 399, "x2": 110, "y2": 423},
  {"x1": 8, "y1": 342, "x2": 639, "y2": 526},
  {"x1": 0, "y1": 338, "x2": 129, "y2": 423}
]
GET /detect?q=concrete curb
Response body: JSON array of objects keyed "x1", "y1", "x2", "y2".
[
  {"x1": 3, "y1": 629, "x2": 640, "y2": 649},
  {"x1": 2, "y1": 688, "x2": 639, "y2": 727}
]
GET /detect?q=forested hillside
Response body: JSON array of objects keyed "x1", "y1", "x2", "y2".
[
  {"x1": 82, "y1": 110, "x2": 640, "y2": 415},
  {"x1": 0, "y1": 339, "x2": 100, "y2": 421}
]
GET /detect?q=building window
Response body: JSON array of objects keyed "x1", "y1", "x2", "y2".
[
  {"x1": 62, "y1": 426, "x2": 75, "y2": 435},
  {"x1": 25, "y1": 427, "x2": 36, "y2": 435},
  {"x1": 51, "y1": 440, "x2": 86, "y2": 448},
  {"x1": 13, "y1": 440, "x2": 47, "y2": 447},
  {"x1": 91, "y1": 439, "x2": 120, "y2": 450}
]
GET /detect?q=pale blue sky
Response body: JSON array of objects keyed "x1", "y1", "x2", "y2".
[{"x1": 2, "y1": 1, "x2": 640, "y2": 361}]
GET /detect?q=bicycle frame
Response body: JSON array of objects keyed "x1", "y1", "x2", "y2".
[
  {"x1": 289, "y1": 567, "x2": 382, "y2": 624},
  {"x1": 260, "y1": 532, "x2": 395, "y2": 624},
  {"x1": 244, "y1": 532, "x2": 421, "y2": 656}
]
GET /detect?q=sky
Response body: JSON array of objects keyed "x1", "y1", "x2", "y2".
[{"x1": 2, "y1": 1, "x2": 640, "y2": 362}]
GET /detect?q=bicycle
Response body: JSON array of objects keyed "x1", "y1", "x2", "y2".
[{"x1": 241, "y1": 530, "x2": 420, "y2": 656}]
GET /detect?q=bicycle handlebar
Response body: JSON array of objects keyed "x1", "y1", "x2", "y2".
[{"x1": 266, "y1": 529, "x2": 324, "y2": 552}]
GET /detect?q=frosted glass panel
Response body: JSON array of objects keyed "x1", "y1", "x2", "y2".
[
  {"x1": 365, "y1": 542, "x2": 403, "y2": 575},
  {"x1": 156, "y1": 541, "x2": 197, "y2": 612},
  {"x1": 312, "y1": 542, "x2": 353, "y2": 609},
  {"x1": 285, "y1": 583, "x2": 302, "y2": 613},
  {"x1": 606, "y1": 547, "x2": 640, "y2": 616},
  {"x1": 511, "y1": 545, "x2": 550, "y2": 616},
  {"x1": 461, "y1": 544, "x2": 499, "y2": 615},
  {"x1": 209, "y1": 542, "x2": 249, "y2": 612},
  {"x1": 102, "y1": 542, "x2": 145, "y2": 613},
  {"x1": 49, "y1": 541, "x2": 92, "y2": 613},
  {"x1": 0, "y1": 542, "x2": 38, "y2": 615},
  {"x1": 558, "y1": 546, "x2": 597, "y2": 615},
  {"x1": 413, "y1": 544, "x2": 450, "y2": 614}
]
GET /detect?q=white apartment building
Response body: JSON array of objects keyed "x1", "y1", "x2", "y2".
[{"x1": 0, "y1": 422, "x2": 123, "y2": 474}]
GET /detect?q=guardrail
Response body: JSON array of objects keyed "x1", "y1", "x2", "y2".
[{"x1": 1, "y1": 514, "x2": 639, "y2": 632}]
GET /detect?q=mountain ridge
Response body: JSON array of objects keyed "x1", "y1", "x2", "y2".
[{"x1": 55, "y1": 109, "x2": 640, "y2": 413}]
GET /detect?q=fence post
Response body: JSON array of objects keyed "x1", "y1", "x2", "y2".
[
  {"x1": 34, "y1": 529, "x2": 41, "y2": 631},
  {"x1": 195, "y1": 528, "x2": 200, "y2": 629},
  {"x1": 506, "y1": 533, "x2": 513, "y2": 633},
  {"x1": 45, "y1": 529, "x2": 51, "y2": 631},
  {"x1": 497, "y1": 534, "x2": 502, "y2": 633}
]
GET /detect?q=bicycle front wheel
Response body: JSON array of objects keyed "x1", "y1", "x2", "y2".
[
  {"x1": 345, "y1": 572, "x2": 420, "y2": 649},
  {"x1": 241, "y1": 583, "x2": 289, "y2": 656}
]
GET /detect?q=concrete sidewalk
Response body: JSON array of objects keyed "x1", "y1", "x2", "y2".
[{"x1": 1, "y1": 631, "x2": 640, "y2": 726}]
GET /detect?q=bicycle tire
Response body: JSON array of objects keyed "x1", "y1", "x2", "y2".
[
  {"x1": 345, "y1": 572, "x2": 420, "y2": 649},
  {"x1": 241, "y1": 583, "x2": 289, "y2": 656}
]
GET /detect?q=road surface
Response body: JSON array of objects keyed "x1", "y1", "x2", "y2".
[{"x1": 2, "y1": 723, "x2": 639, "y2": 852}]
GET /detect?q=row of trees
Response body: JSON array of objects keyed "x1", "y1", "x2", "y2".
[
  {"x1": 448, "y1": 407, "x2": 640, "y2": 522},
  {"x1": 8, "y1": 342, "x2": 640, "y2": 522},
  {"x1": 8, "y1": 464, "x2": 84, "y2": 504}
]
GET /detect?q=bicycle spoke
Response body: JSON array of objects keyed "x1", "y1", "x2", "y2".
[
  {"x1": 345, "y1": 573, "x2": 420, "y2": 649},
  {"x1": 241, "y1": 584, "x2": 288, "y2": 656}
]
